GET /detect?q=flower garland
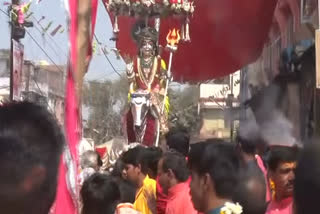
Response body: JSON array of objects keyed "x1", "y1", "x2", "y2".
[
  {"x1": 220, "y1": 202, "x2": 243, "y2": 214},
  {"x1": 107, "y1": 0, "x2": 195, "y2": 16}
]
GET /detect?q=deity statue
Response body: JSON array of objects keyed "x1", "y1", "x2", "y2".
[{"x1": 125, "y1": 27, "x2": 169, "y2": 146}]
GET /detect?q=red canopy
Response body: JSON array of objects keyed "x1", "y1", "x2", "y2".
[{"x1": 106, "y1": 0, "x2": 277, "y2": 82}]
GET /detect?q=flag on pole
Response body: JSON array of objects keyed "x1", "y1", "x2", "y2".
[{"x1": 53, "y1": 0, "x2": 98, "y2": 213}]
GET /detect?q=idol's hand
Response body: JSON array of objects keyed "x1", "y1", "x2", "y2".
[{"x1": 126, "y1": 62, "x2": 134, "y2": 78}]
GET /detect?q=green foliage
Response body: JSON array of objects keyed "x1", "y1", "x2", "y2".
[
  {"x1": 82, "y1": 75, "x2": 128, "y2": 144},
  {"x1": 168, "y1": 85, "x2": 200, "y2": 134},
  {"x1": 83, "y1": 80, "x2": 200, "y2": 144}
]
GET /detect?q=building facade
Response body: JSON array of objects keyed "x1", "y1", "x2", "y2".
[
  {"x1": 243, "y1": 0, "x2": 318, "y2": 142},
  {"x1": 198, "y1": 71, "x2": 241, "y2": 140}
]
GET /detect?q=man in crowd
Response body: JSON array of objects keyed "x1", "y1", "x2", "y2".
[
  {"x1": 0, "y1": 102, "x2": 64, "y2": 214},
  {"x1": 122, "y1": 146, "x2": 156, "y2": 214},
  {"x1": 158, "y1": 151, "x2": 197, "y2": 214},
  {"x1": 236, "y1": 134, "x2": 270, "y2": 202},
  {"x1": 266, "y1": 146, "x2": 299, "y2": 214},
  {"x1": 79, "y1": 150, "x2": 103, "y2": 185},
  {"x1": 165, "y1": 128, "x2": 190, "y2": 157},
  {"x1": 294, "y1": 142, "x2": 320, "y2": 214},
  {"x1": 188, "y1": 141, "x2": 241, "y2": 214},
  {"x1": 81, "y1": 173, "x2": 120, "y2": 214},
  {"x1": 156, "y1": 129, "x2": 191, "y2": 214},
  {"x1": 233, "y1": 165, "x2": 267, "y2": 214},
  {"x1": 144, "y1": 147, "x2": 163, "y2": 179}
]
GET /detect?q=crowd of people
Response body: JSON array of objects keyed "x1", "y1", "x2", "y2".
[{"x1": 1, "y1": 101, "x2": 320, "y2": 214}]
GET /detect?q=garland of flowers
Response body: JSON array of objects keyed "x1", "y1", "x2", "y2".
[
  {"x1": 220, "y1": 202, "x2": 243, "y2": 214},
  {"x1": 107, "y1": 0, "x2": 195, "y2": 16}
]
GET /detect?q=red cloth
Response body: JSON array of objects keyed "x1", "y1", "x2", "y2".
[
  {"x1": 156, "y1": 177, "x2": 168, "y2": 214},
  {"x1": 106, "y1": 0, "x2": 277, "y2": 82},
  {"x1": 266, "y1": 197, "x2": 293, "y2": 214},
  {"x1": 96, "y1": 147, "x2": 107, "y2": 158},
  {"x1": 54, "y1": 0, "x2": 98, "y2": 213},
  {"x1": 166, "y1": 181, "x2": 198, "y2": 214},
  {"x1": 126, "y1": 111, "x2": 156, "y2": 147}
]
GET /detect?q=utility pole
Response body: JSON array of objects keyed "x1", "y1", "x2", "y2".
[
  {"x1": 9, "y1": 0, "x2": 32, "y2": 101},
  {"x1": 10, "y1": 0, "x2": 20, "y2": 101}
]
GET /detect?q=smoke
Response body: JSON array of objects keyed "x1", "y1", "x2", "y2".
[
  {"x1": 259, "y1": 111, "x2": 298, "y2": 147},
  {"x1": 238, "y1": 118, "x2": 260, "y2": 142},
  {"x1": 242, "y1": 81, "x2": 300, "y2": 147}
]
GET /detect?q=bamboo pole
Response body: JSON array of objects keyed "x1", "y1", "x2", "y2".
[{"x1": 76, "y1": 0, "x2": 91, "y2": 102}]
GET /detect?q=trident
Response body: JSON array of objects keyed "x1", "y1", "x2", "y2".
[{"x1": 161, "y1": 29, "x2": 181, "y2": 114}]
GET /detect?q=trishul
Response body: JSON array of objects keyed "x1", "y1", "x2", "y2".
[{"x1": 161, "y1": 28, "x2": 181, "y2": 114}]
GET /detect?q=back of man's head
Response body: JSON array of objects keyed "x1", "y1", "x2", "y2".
[
  {"x1": 0, "y1": 102, "x2": 64, "y2": 214},
  {"x1": 188, "y1": 142, "x2": 240, "y2": 199},
  {"x1": 144, "y1": 147, "x2": 163, "y2": 179},
  {"x1": 166, "y1": 129, "x2": 190, "y2": 157},
  {"x1": 294, "y1": 143, "x2": 320, "y2": 214},
  {"x1": 81, "y1": 173, "x2": 120, "y2": 214},
  {"x1": 162, "y1": 151, "x2": 189, "y2": 183},
  {"x1": 236, "y1": 135, "x2": 257, "y2": 155},
  {"x1": 233, "y1": 165, "x2": 267, "y2": 214}
]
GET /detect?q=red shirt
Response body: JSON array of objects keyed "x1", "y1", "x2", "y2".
[
  {"x1": 165, "y1": 181, "x2": 198, "y2": 214},
  {"x1": 156, "y1": 177, "x2": 168, "y2": 214},
  {"x1": 266, "y1": 197, "x2": 293, "y2": 214}
]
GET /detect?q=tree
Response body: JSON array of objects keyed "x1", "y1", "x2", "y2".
[
  {"x1": 82, "y1": 75, "x2": 128, "y2": 144},
  {"x1": 168, "y1": 84, "x2": 200, "y2": 135},
  {"x1": 83, "y1": 79, "x2": 201, "y2": 143}
]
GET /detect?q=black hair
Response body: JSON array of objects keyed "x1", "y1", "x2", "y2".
[
  {"x1": 267, "y1": 146, "x2": 299, "y2": 171},
  {"x1": 236, "y1": 135, "x2": 256, "y2": 154},
  {"x1": 162, "y1": 151, "x2": 189, "y2": 182},
  {"x1": 294, "y1": 143, "x2": 320, "y2": 214},
  {"x1": 81, "y1": 173, "x2": 120, "y2": 214},
  {"x1": 114, "y1": 178, "x2": 136, "y2": 204},
  {"x1": 121, "y1": 146, "x2": 148, "y2": 175},
  {"x1": 111, "y1": 159, "x2": 125, "y2": 178},
  {"x1": 143, "y1": 147, "x2": 163, "y2": 179},
  {"x1": 0, "y1": 101, "x2": 64, "y2": 214},
  {"x1": 188, "y1": 142, "x2": 240, "y2": 199},
  {"x1": 233, "y1": 165, "x2": 267, "y2": 214},
  {"x1": 166, "y1": 129, "x2": 190, "y2": 157}
]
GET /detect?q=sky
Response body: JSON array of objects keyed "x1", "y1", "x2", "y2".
[{"x1": 0, "y1": 0, "x2": 125, "y2": 81}]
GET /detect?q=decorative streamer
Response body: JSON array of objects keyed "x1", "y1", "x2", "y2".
[
  {"x1": 43, "y1": 21, "x2": 53, "y2": 33},
  {"x1": 50, "y1": 24, "x2": 62, "y2": 36}
]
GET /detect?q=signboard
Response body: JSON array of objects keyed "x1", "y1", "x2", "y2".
[
  {"x1": 12, "y1": 39, "x2": 24, "y2": 101},
  {"x1": 300, "y1": 0, "x2": 317, "y2": 24}
]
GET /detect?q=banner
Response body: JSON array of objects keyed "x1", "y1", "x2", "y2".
[{"x1": 12, "y1": 39, "x2": 24, "y2": 101}]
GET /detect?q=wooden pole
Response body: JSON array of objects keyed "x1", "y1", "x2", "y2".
[
  {"x1": 76, "y1": 0, "x2": 91, "y2": 101},
  {"x1": 315, "y1": 28, "x2": 320, "y2": 136}
]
